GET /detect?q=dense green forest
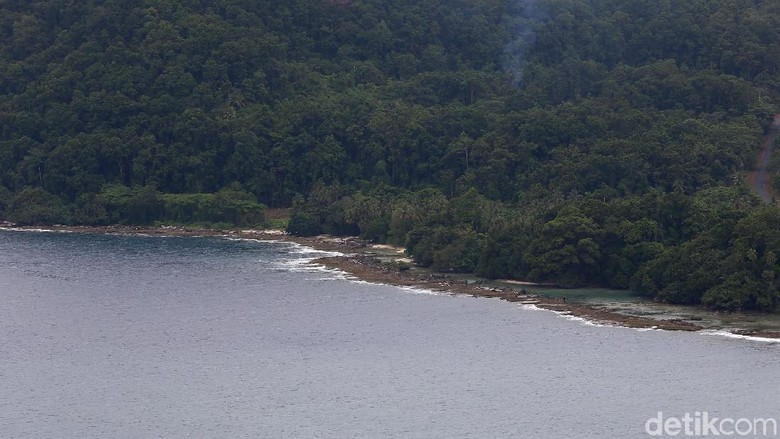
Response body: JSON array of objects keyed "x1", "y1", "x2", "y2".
[{"x1": 2, "y1": 0, "x2": 780, "y2": 311}]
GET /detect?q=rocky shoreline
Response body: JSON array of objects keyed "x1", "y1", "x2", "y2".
[
  {"x1": 3, "y1": 223, "x2": 780, "y2": 340},
  {"x1": 311, "y1": 254, "x2": 706, "y2": 332}
]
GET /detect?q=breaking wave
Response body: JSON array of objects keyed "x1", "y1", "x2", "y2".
[{"x1": 699, "y1": 330, "x2": 780, "y2": 344}]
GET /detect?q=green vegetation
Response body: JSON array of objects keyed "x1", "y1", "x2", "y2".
[{"x1": 1, "y1": 0, "x2": 779, "y2": 311}]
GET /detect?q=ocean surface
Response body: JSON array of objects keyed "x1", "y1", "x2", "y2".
[{"x1": 1, "y1": 230, "x2": 778, "y2": 439}]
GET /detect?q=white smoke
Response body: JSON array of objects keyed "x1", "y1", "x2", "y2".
[{"x1": 503, "y1": 0, "x2": 547, "y2": 86}]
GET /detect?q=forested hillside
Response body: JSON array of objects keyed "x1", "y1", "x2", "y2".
[{"x1": 2, "y1": 0, "x2": 780, "y2": 311}]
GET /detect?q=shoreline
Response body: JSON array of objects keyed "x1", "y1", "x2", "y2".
[
  {"x1": 3, "y1": 223, "x2": 780, "y2": 340},
  {"x1": 310, "y1": 254, "x2": 704, "y2": 332}
]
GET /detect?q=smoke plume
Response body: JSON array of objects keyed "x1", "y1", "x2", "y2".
[{"x1": 502, "y1": 0, "x2": 547, "y2": 86}]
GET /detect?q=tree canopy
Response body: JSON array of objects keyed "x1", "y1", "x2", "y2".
[{"x1": 1, "y1": 0, "x2": 780, "y2": 310}]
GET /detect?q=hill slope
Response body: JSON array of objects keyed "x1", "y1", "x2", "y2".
[{"x1": 1, "y1": 0, "x2": 780, "y2": 310}]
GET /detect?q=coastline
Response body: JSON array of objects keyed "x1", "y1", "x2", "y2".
[{"x1": 3, "y1": 223, "x2": 780, "y2": 340}]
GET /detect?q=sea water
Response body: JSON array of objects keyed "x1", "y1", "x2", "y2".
[{"x1": 0, "y1": 230, "x2": 778, "y2": 438}]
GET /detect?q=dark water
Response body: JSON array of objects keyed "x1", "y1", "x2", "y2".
[{"x1": 1, "y1": 230, "x2": 778, "y2": 438}]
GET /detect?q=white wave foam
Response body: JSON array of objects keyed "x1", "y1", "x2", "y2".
[
  {"x1": 0, "y1": 227, "x2": 73, "y2": 234},
  {"x1": 273, "y1": 241, "x2": 345, "y2": 257},
  {"x1": 279, "y1": 262, "x2": 352, "y2": 282},
  {"x1": 224, "y1": 237, "x2": 345, "y2": 258},
  {"x1": 224, "y1": 237, "x2": 263, "y2": 243},
  {"x1": 519, "y1": 303, "x2": 780, "y2": 342},
  {"x1": 699, "y1": 330, "x2": 780, "y2": 344},
  {"x1": 225, "y1": 237, "x2": 350, "y2": 281},
  {"x1": 314, "y1": 268, "x2": 352, "y2": 281},
  {"x1": 225, "y1": 238, "x2": 284, "y2": 244},
  {"x1": 519, "y1": 303, "x2": 544, "y2": 311},
  {"x1": 345, "y1": 279, "x2": 375, "y2": 286},
  {"x1": 274, "y1": 258, "x2": 333, "y2": 272},
  {"x1": 635, "y1": 326, "x2": 658, "y2": 332},
  {"x1": 276, "y1": 257, "x2": 449, "y2": 296},
  {"x1": 271, "y1": 245, "x2": 352, "y2": 283},
  {"x1": 518, "y1": 303, "x2": 613, "y2": 328},
  {"x1": 396, "y1": 285, "x2": 449, "y2": 296},
  {"x1": 302, "y1": 272, "x2": 448, "y2": 296},
  {"x1": 288, "y1": 247, "x2": 344, "y2": 258},
  {"x1": 341, "y1": 277, "x2": 447, "y2": 295},
  {"x1": 558, "y1": 312, "x2": 614, "y2": 328}
]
